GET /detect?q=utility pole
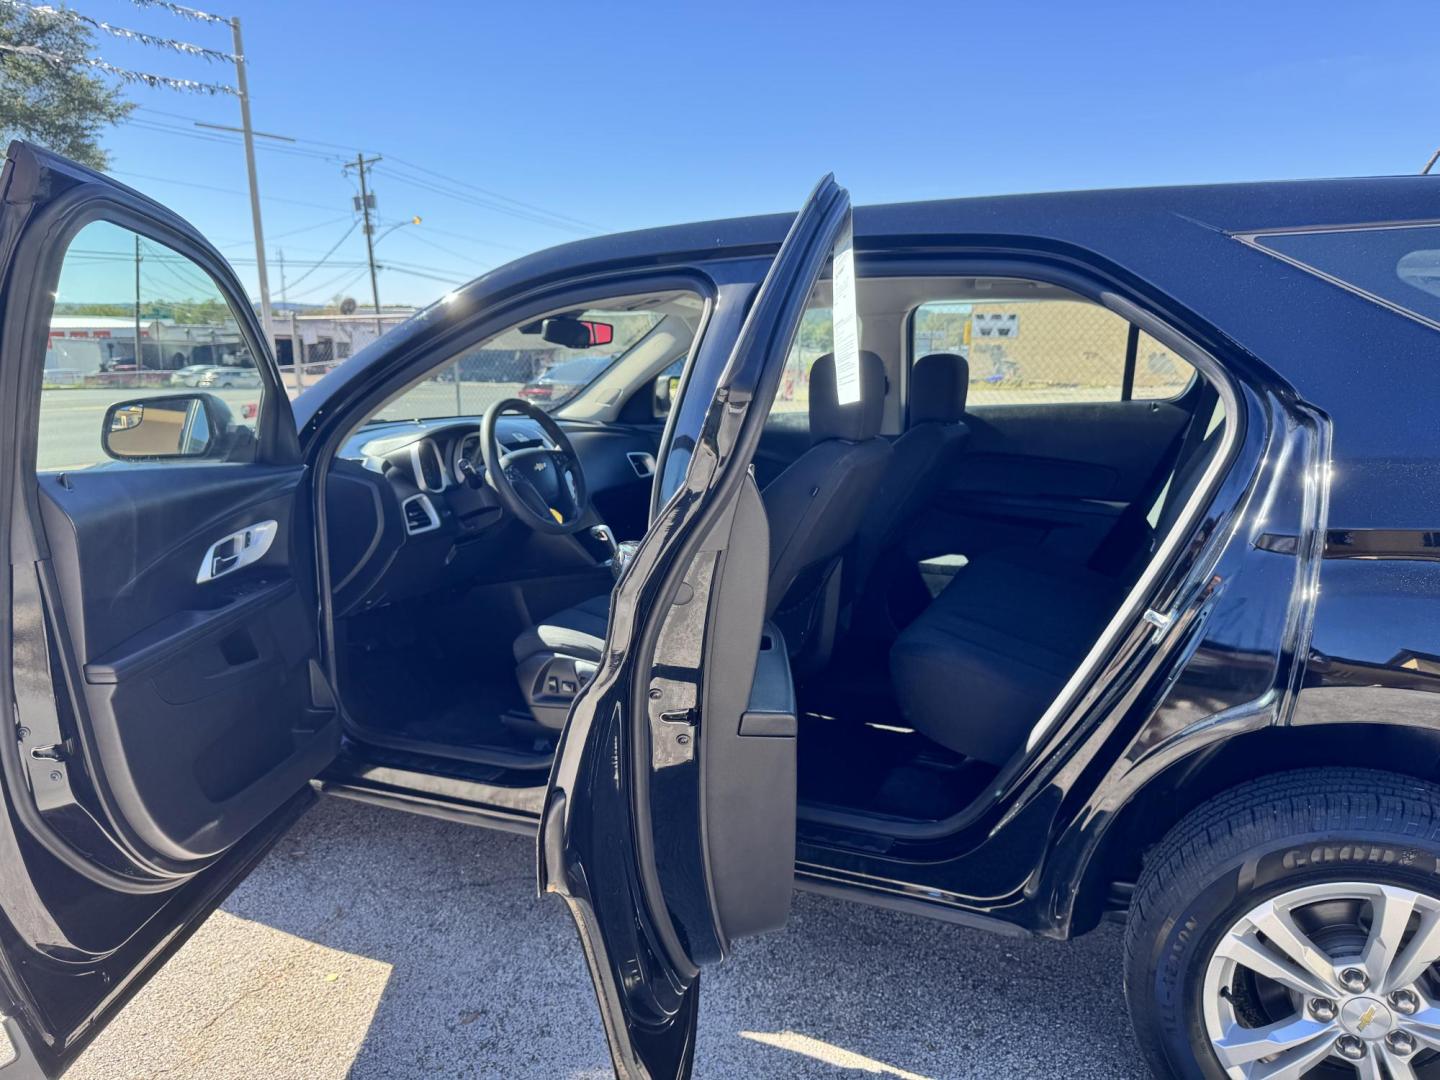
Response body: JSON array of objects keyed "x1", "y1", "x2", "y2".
[
  {"x1": 133, "y1": 233, "x2": 143, "y2": 371},
  {"x1": 278, "y1": 248, "x2": 304, "y2": 390},
  {"x1": 346, "y1": 153, "x2": 384, "y2": 340},
  {"x1": 231, "y1": 17, "x2": 275, "y2": 352}
]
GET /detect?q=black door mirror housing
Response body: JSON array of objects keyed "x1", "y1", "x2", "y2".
[{"x1": 101, "y1": 393, "x2": 234, "y2": 461}]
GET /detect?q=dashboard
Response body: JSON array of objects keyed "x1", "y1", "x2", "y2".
[{"x1": 325, "y1": 416, "x2": 660, "y2": 616}]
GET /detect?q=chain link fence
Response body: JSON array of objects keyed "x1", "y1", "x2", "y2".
[
  {"x1": 771, "y1": 297, "x2": 1196, "y2": 420},
  {"x1": 914, "y1": 299, "x2": 1194, "y2": 405}
]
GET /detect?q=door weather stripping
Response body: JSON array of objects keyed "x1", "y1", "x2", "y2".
[{"x1": 196, "y1": 520, "x2": 278, "y2": 583}]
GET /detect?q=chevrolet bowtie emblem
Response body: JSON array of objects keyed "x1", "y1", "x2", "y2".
[
  {"x1": 1356, "y1": 1004, "x2": 1379, "y2": 1031},
  {"x1": 533, "y1": 461, "x2": 547, "y2": 472}
]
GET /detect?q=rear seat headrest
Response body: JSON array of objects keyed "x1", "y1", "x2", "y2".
[
  {"x1": 808, "y1": 351, "x2": 886, "y2": 443},
  {"x1": 910, "y1": 352, "x2": 970, "y2": 423}
]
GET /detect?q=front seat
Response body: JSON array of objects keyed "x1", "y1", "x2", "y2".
[
  {"x1": 848, "y1": 351, "x2": 971, "y2": 632},
  {"x1": 513, "y1": 351, "x2": 892, "y2": 728}
]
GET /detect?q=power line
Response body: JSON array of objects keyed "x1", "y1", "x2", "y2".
[
  {"x1": 381, "y1": 154, "x2": 599, "y2": 231},
  {"x1": 371, "y1": 163, "x2": 593, "y2": 234},
  {"x1": 281, "y1": 220, "x2": 359, "y2": 290},
  {"x1": 396, "y1": 229, "x2": 492, "y2": 270},
  {"x1": 0, "y1": 0, "x2": 236, "y2": 61},
  {"x1": 127, "y1": 117, "x2": 348, "y2": 164},
  {"x1": 127, "y1": 106, "x2": 599, "y2": 235},
  {"x1": 108, "y1": 170, "x2": 342, "y2": 213},
  {"x1": 0, "y1": 40, "x2": 235, "y2": 94},
  {"x1": 377, "y1": 265, "x2": 466, "y2": 287},
  {"x1": 220, "y1": 215, "x2": 352, "y2": 249},
  {"x1": 287, "y1": 265, "x2": 369, "y2": 302}
]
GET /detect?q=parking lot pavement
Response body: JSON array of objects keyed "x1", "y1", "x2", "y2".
[{"x1": 69, "y1": 796, "x2": 1147, "y2": 1080}]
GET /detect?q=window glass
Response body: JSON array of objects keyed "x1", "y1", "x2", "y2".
[
  {"x1": 372, "y1": 306, "x2": 667, "y2": 422},
  {"x1": 913, "y1": 298, "x2": 1132, "y2": 405},
  {"x1": 1132, "y1": 329, "x2": 1195, "y2": 400},
  {"x1": 912, "y1": 298, "x2": 1192, "y2": 405},
  {"x1": 38, "y1": 220, "x2": 262, "y2": 472},
  {"x1": 766, "y1": 306, "x2": 833, "y2": 430},
  {"x1": 1250, "y1": 224, "x2": 1440, "y2": 329}
]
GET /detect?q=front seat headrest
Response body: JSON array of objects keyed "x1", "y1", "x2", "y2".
[
  {"x1": 808, "y1": 351, "x2": 886, "y2": 442},
  {"x1": 910, "y1": 352, "x2": 970, "y2": 423}
]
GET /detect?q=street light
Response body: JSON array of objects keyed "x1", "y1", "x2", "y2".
[
  {"x1": 374, "y1": 216, "x2": 423, "y2": 247},
  {"x1": 361, "y1": 215, "x2": 420, "y2": 341}
]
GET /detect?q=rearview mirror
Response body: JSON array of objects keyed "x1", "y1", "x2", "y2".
[
  {"x1": 537, "y1": 316, "x2": 614, "y2": 350},
  {"x1": 101, "y1": 394, "x2": 228, "y2": 460}
]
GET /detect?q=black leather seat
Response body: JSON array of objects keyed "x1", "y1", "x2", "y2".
[
  {"x1": 514, "y1": 351, "x2": 892, "y2": 726},
  {"x1": 890, "y1": 390, "x2": 1224, "y2": 766},
  {"x1": 849, "y1": 352, "x2": 971, "y2": 623}
]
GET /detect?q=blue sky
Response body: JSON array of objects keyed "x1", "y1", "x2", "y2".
[{"x1": 79, "y1": 0, "x2": 1440, "y2": 307}]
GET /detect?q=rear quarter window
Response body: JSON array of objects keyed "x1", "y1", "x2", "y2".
[{"x1": 1242, "y1": 224, "x2": 1440, "y2": 330}]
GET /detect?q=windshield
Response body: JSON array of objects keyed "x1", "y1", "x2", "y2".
[{"x1": 369, "y1": 305, "x2": 667, "y2": 422}]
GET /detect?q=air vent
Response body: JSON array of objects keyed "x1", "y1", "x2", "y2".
[{"x1": 402, "y1": 494, "x2": 439, "y2": 535}]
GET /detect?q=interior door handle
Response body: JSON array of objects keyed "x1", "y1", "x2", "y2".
[{"x1": 197, "y1": 521, "x2": 278, "y2": 584}]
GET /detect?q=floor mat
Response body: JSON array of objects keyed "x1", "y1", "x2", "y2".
[{"x1": 343, "y1": 640, "x2": 533, "y2": 754}]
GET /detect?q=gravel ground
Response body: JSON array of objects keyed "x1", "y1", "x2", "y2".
[{"x1": 69, "y1": 796, "x2": 1148, "y2": 1080}]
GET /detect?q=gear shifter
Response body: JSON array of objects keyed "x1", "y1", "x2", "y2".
[{"x1": 589, "y1": 524, "x2": 619, "y2": 561}]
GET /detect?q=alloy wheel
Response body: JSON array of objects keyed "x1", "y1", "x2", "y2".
[{"x1": 1203, "y1": 881, "x2": 1440, "y2": 1079}]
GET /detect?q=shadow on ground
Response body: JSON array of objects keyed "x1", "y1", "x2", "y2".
[{"x1": 69, "y1": 796, "x2": 1145, "y2": 1079}]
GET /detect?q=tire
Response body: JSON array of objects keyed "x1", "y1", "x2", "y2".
[{"x1": 1123, "y1": 768, "x2": 1440, "y2": 1079}]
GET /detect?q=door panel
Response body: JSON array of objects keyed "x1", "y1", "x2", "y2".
[
  {"x1": 914, "y1": 399, "x2": 1189, "y2": 565},
  {"x1": 0, "y1": 142, "x2": 333, "y2": 1075},
  {"x1": 38, "y1": 464, "x2": 331, "y2": 862},
  {"x1": 540, "y1": 174, "x2": 850, "y2": 1079}
]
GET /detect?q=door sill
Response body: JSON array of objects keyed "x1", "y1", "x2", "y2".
[
  {"x1": 796, "y1": 794, "x2": 989, "y2": 843},
  {"x1": 342, "y1": 714, "x2": 555, "y2": 771}
]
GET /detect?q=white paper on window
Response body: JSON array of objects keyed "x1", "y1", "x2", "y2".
[{"x1": 830, "y1": 216, "x2": 861, "y2": 405}]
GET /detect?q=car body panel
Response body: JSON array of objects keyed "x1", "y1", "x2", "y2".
[
  {"x1": 312, "y1": 175, "x2": 1440, "y2": 946},
  {"x1": 5, "y1": 134, "x2": 1440, "y2": 1074}
]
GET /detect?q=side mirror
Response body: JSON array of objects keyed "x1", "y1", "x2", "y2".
[
  {"x1": 653, "y1": 372, "x2": 682, "y2": 417},
  {"x1": 101, "y1": 393, "x2": 229, "y2": 461}
]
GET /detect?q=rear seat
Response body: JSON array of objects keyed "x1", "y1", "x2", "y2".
[{"x1": 890, "y1": 389, "x2": 1224, "y2": 766}]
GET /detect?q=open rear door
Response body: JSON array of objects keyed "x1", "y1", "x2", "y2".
[
  {"x1": 540, "y1": 174, "x2": 852, "y2": 1078},
  {"x1": 0, "y1": 143, "x2": 337, "y2": 1075}
]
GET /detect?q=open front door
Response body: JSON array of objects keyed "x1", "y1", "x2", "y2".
[
  {"x1": 0, "y1": 143, "x2": 337, "y2": 1075},
  {"x1": 540, "y1": 174, "x2": 852, "y2": 1078}
]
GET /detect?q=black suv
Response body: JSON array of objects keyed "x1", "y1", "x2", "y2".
[{"x1": 5, "y1": 142, "x2": 1440, "y2": 1080}]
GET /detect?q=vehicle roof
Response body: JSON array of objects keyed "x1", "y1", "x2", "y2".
[
  {"x1": 305, "y1": 172, "x2": 1440, "y2": 530},
  {"x1": 505, "y1": 174, "x2": 1440, "y2": 276}
]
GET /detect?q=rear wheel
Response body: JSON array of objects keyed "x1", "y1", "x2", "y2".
[{"x1": 1124, "y1": 768, "x2": 1440, "y2": 1079}]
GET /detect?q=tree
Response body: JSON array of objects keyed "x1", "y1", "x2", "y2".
[{"x1": 0, "y1": 6, "x2": 133, "y2": 169}]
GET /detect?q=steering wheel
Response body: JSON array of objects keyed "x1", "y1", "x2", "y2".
[{"x1": 477, "y1": 398, "x2": 590, "y2": 535}]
